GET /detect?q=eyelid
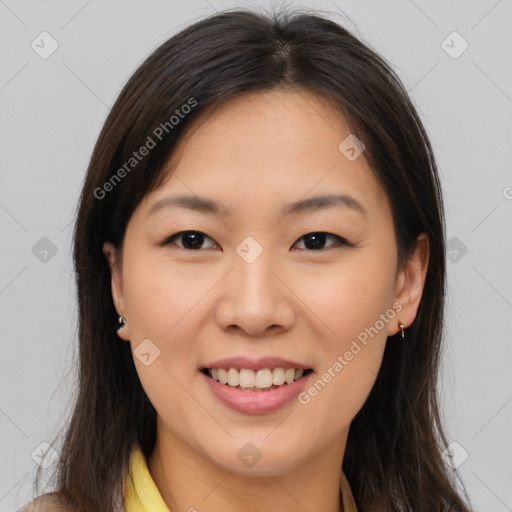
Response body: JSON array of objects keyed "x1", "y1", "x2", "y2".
[
  {"x1": 291, "y1": 232, "x2": 348, "y2": 251},
  {"x1": 158, "y1": 230, "x2": 219, "y2": 249}
]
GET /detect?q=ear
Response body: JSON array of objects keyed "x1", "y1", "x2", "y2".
[
  {"x1": 103, "y1": 242, "x2": 130, "y2": 341},
  {"x1": 387, "y1": 233, "x2": 430, "y2": 336}
]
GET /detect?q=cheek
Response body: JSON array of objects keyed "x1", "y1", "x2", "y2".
[
  {"x1": 293, "y1": 253, "x2": 395, "y2": 416},
  {"x1": 294, "y1": 253, "x2": 396, "y2": 344},
  {"x1": 122, "y1": 249, "x2": 209, "y2": 340},
  {"x1": 120, "y1": 254, "x2": 208, "y2": 423}
]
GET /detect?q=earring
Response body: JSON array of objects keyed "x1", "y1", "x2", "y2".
[
  {"x1": 398, "y1": 322, "x2": 405, "y2": 341},
  {"x1": 117, "y1": 316, "x2": 127, "y2": 330}
]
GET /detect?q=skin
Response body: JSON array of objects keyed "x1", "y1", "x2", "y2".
[{"x1": 103, "y1": 89, "x2": 429, "y2": 512}]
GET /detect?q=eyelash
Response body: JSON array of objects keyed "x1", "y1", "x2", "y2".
[{"x1": 157, "y1": 230, "x2": 351, "y2": 252}]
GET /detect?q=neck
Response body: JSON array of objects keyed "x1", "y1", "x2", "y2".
[{"x1": 147, "y1": 421, "x2": 348, "y2": 512}]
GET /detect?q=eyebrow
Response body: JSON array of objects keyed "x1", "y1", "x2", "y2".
[{"x1": 148, "y1": 193, "x2": 367, "y2": 218}]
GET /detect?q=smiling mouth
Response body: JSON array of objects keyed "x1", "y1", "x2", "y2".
[{"x1": 201, "y1": 367, "x2": 313, "y2": 391}]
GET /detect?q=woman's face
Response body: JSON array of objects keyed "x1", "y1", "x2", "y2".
[{"x1": 104, "y1": 89, "x2": 428, "y2": 476}]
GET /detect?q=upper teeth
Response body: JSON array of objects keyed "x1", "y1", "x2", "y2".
[{"x1": 209, "y1": 368, "x2": 305, "y2": 388}]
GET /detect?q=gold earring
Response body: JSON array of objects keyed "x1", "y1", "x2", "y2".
[{"x1": 398, "y1": 322, "x2": 405, "y2": 341}]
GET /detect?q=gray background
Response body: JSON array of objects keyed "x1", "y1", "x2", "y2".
[{"x1": 1, "y1": 1, "x2": 511, "y2": 511}]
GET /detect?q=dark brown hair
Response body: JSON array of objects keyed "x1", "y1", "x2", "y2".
[{"x1": 32, "y1": 6, "x2": 473, "y2": 512}]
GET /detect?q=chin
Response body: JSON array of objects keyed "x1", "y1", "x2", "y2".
[{"x1": 196, "y1": 434, "x2": 310, "y2": 477}]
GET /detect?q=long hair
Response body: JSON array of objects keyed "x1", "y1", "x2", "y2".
[{"x1": 33, "y1": 6, "x2": 473, "y2": 511}]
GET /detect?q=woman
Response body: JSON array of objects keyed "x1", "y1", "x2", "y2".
[{"x1": 21, "y1": 6, "x2": 473, "y2": 512}]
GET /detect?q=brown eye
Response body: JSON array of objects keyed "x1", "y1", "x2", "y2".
[
  {"x1": 292, "y1": 232, "x2": 348, "y2": 251},
  {"x1": 160, "y1": 230, "x2": 219, "y2": 250}
]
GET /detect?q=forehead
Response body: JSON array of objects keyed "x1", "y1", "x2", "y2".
[
  {"x1": 168, "y1": 89, "x2": 356, "y2": 167},
  {"x1": 140, "y1": 89, "x2": 388, "y2": 221}
]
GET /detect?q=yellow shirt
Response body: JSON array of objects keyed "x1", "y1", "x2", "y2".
[{"x1": 124, "y1": 445, "x2": 358, "y2": 512}]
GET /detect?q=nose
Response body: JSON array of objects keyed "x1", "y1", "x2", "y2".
[{"x1": 214, "y1": 252, "x2": 296, "y2": 337}]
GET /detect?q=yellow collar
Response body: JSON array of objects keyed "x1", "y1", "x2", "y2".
[{"x1": 123, "y1": 446, "x2": 169, "y2": 512}]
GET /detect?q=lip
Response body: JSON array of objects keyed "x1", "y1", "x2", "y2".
[
  {"x1": 201, "y1": 369, "x2": 312, "y2": 415},
  {"x1": 200, "y1": 356, "x2": 311, "y2": 371}
]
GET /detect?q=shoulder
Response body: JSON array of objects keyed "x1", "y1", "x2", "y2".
[{"x1": 17, "y1": 492, "x2": 69, "y2": 512}]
